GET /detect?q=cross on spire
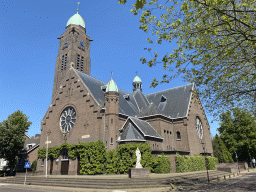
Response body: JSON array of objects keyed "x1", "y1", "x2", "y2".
[
  {"x1": 77, "y1": 2, "x2": 80, "y2": 14},
  {"x1": 136, "y1": 71, "x2": 137, "y2": 76},
  {"x1": 111, "y1": 71, "x2": 113, "y2": 79}
]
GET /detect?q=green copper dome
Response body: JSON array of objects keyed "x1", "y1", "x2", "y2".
[
  {"x1": 133, "y1": 75, "x2": 142, "y2": 83},
  {"x1": 66, "y1": 13, "x2": 85, "y2": 28},
  {"x1": 106, "y1": 78, "x2": 118, "y2": 92}
]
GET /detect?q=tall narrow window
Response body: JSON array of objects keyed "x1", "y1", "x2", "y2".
[
  {"x1": 41, "y1": 159, "x2": 44, "y2": 166},
  {"x1": 81, "y1": 56, "x2": 84, "y2": 71},
  {"x1": 77, "y1": 54, "x2": 80, "y2": 69},
  {"x1": 177, "y1": 132, "x2": 181, "y2": 140},
  {"x1": 111, "y1": 138, "x2": 113, "y2": 144},
  {"x1": 111, "y1": 119, "x2": 113, "y2": 124}
]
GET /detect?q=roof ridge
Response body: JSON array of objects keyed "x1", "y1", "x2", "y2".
[
  {"x1": 75, "y1": 70, "x2": 130, "y2": 94},
  {"x1": 146, "y1": 83, "x2": 194, "y2": 96}
]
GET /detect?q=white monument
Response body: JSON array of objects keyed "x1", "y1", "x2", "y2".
[
  {"x1": 129, "y1": 147, "x2": 149, "y2": 178},
  {"x1": 135, "y1": 147, "x2": 143, "y2": 168}
]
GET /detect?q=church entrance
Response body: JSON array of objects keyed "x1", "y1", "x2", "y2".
[
  {"x1": 61, "y1": 151, "x2": 69, "y2": 175},
  {"x1": 77, "y1": 155, "x2": 81, "y2": 175},
  {"x1": 50, "y1": 158, "x2": 53, "y2": 175},
  {"x1": 61, "y1": 160, "x2": 69, "y2": 175}
]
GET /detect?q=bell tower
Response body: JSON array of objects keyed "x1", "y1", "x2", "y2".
[{"x1": 52, "y1": 4, "x2": 92, "y2": 101}]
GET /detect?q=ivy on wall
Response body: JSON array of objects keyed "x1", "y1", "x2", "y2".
[{"x1": 37, "y1": 141, "x2": 171, "y2": 175}]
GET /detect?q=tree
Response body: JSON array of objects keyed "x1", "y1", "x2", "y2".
[
  {"x1": 0, "y1": 110, "x2": 32, "y2": 175},
  {"x1": 119, "y1": 0, "x2": 256, "y2": 117},
  {"x1": 212, "y1": 134, "x2": 233, "y2": 163},
  {"x1": 218, "y1": 107, "x2": 256, "y2": 161}
]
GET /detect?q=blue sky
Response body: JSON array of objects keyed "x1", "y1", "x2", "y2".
[{"x1": 0, "y1": 0, "x2": 220, "y2": 138}]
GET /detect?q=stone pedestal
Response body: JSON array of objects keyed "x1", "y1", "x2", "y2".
[{"x1": 129, "y1": 168, "x2": 149, "y2": 178}]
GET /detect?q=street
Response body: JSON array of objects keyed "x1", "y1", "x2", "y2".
[{"x1": 193, "y1": 172, "x2": 256, "y2": 192}]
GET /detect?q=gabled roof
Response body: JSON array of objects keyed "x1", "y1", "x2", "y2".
[
  {"x1": 146, "y1": 83, "x2": 193, "y2": 118},
  {"x1": 75, "y1": 69, "x2": 193, "y2": 119},
  {"x1": 120, "y1": 117, "x2": 163, "y2": 140},
  {"x1": 119, "y1": 123, "x2": 145, "y2": 142}
]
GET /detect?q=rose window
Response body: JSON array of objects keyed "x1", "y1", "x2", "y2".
[{"x1": 60, "y1": 107, "x2": 76, "y2": 133}]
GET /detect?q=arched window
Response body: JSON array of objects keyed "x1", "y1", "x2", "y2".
[
  {"x1": 164, "y1": 129, "x2": 166, "y2": 133},
  {"x1": 111, "y1": 138, "x2": 113, "y2": 144},
  {"x1": 41, "y1": 159, "x2": 44, "y2": 166},
  {"x1": 153, "y1": 144, "x2": 154, "y2": 149},
  {"x1": 177, "y1": 132, "x2": 181, "y2": 140},
  {"x1": 167, "y1": 130, "x2": 169, "y2": 134},
  {"x1": 111, "y1": 119, "x2": 113, "y2": 124}
]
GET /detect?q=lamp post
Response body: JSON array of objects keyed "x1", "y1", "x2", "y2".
[
  {"x1": 235, "y1": 151, "x2": 240, "y2": 174},
  {"x1": 45, "y1": 130, "x2": 51, "y2": 178},
  {"x1": 201, "y1": 142, "x2": 210, "y2": 183}
]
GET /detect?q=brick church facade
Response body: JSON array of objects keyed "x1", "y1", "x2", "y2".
[{"x1": 36, "y1": 11, "x2": 213, "y2": 175}]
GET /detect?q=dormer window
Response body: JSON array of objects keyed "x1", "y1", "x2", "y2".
[
  {"x1": 161, "y1": 95, "x2": 167, "y2": 102},
  {"x1": 101, "y1": 85, "x2": 107, "y2": 93},
  {"x1": 124, "y1": 95, "x2": 130, "y2": 101}
]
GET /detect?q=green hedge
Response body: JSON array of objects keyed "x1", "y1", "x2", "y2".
[
  {"x1": 176, "y1": 154, "x2": 205, "y2": 173},
  {"x1": 151, "y1": 153, "x2": 171, "y2": 173},
  {"x1": 176, "y1": 153, "x2": 219, "y2": 172},
  {"x1": 206, "y1": 156, "x2": 218, "y2": 170}
]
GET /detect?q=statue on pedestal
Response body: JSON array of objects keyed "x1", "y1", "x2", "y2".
[{"x1": 135, "y1": 147, "x2": 143, "y2": 168}]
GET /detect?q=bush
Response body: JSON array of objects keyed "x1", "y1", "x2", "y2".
[
  {"x1": 31, "y1": 160, "x2": 37, "y2": 173},
  {"x1": 206, "y1": 156, "x2": 218, "y2": 170},
  {"x1": 176, "y1": 153, "x2": 205, "y2": 173},
  {"x1": 152, "y1": 154, "x2": 170, "y2": 173}
]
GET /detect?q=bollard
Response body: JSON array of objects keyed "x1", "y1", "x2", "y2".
[{"x1": 224, "y1": 175, "x2": 226, "y2": 180}]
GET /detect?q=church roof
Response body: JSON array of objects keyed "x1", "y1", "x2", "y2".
[
  {"x1": 66, "y1": 13, "x2": 85, "y2": 28},
  {"x1": 75, "y1": 69, "x2": 193, "y2": 119},
  {"x1": 119, "y1": 123, "x2": 145, "y2": 142},
  {"x1": 119, "y1": 117, "x2": 163, "y2": 141},
  {"x1": 145, "y1": 83, "x2": 193, "y2": 118}
]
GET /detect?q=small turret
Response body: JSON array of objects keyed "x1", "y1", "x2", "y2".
[{"x1": 133, "y1": 73, "x2": 142, "y2": 92}]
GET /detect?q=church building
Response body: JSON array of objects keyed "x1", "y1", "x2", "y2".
[{"x1": 36, "y1": 10, "x2": 213, "y2": 175}]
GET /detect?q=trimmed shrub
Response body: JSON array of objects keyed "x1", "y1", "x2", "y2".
[
  {"x1": 176, "y1": 153, "x2": 205, "y2": 173},
  {"x1": 206, "y1": 156, "x2": 219, "y2": 170},
  {"x1": 152, "y1": 154, "x2": 170, "y2": 173}
]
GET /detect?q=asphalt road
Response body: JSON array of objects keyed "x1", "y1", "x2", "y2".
[{"x1": 192, "y1": 172, "x2": 256, "y2": 192}]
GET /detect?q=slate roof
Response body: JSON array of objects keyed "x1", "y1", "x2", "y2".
[
  {"x1": 75, "y1": 69, "x2": 193, "y2": 119},
  {"x1": 119, "y1": 117, "x2": 163, "y2": 140},
  {"x1": 145, "y1": 83, "x2": 193, "y2": 118},
  {"x1": 129, "y1": 117, "x2": 163, "y2": 139},
  {"x1": 119, "y1": 123, "x2": 145, "y2": 141}
]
